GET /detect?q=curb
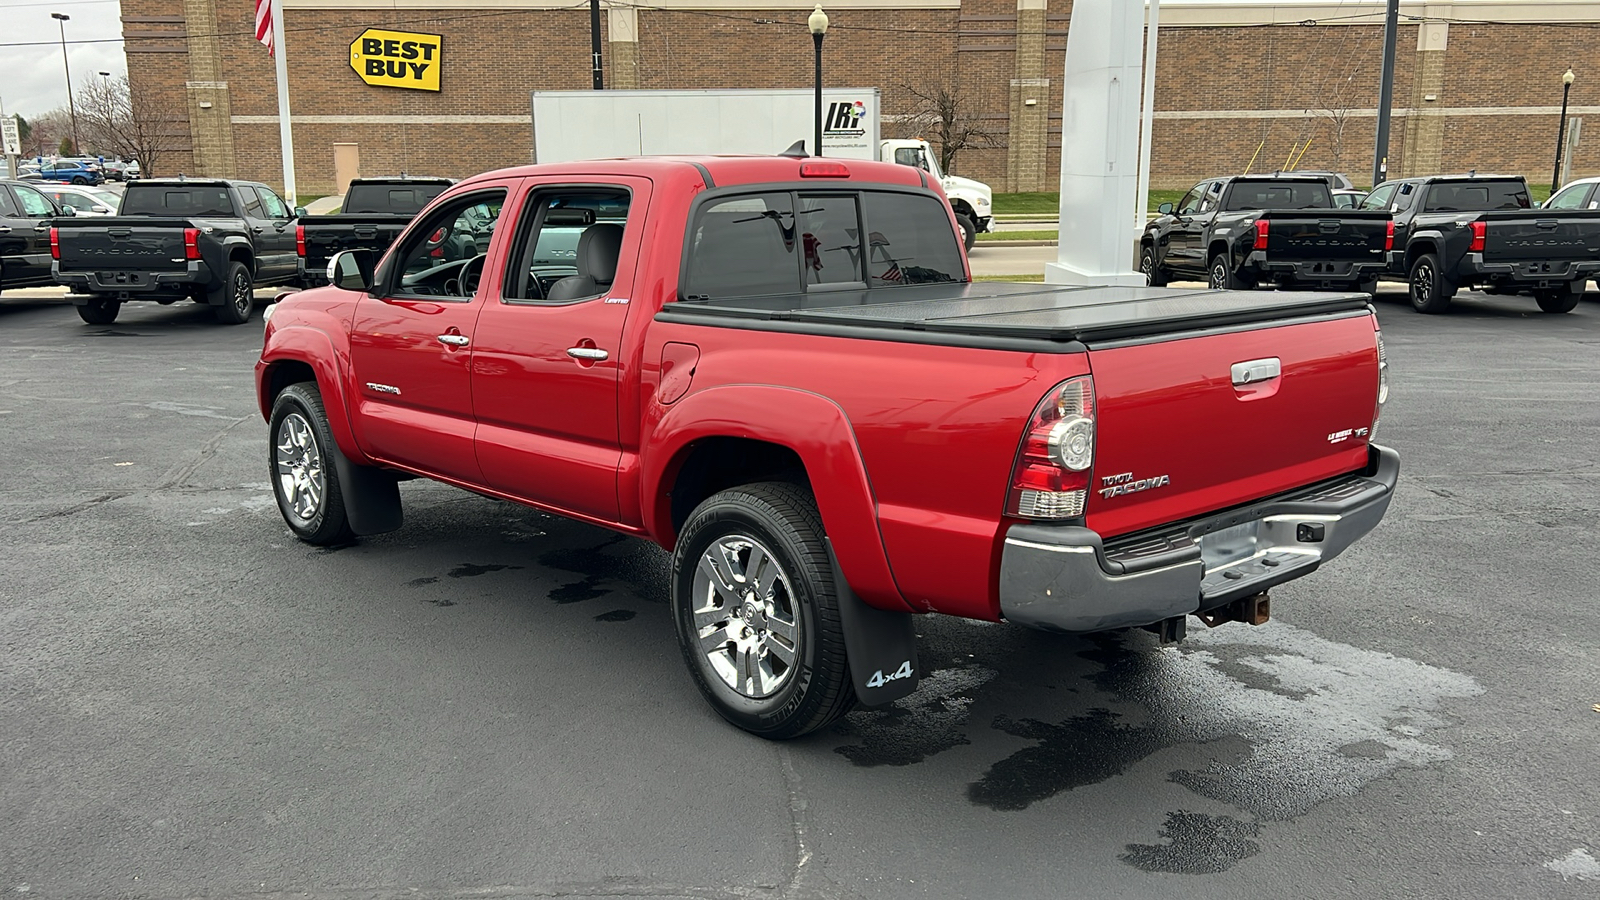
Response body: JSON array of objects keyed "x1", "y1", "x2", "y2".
[{"x1": 972, "y1": 240, "x2": 1059, "y2": 248}]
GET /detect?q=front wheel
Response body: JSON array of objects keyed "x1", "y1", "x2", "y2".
[
  {"x1": 956, "y1": 214, "x2": 976, "y2": 252},
  {"x1": 671, "y1": 482, "x2": 855, "y2": 739},
  {"x1": 1535, "y1": 282, "x2": 1581, "y2": 314},
  {"x1": 1408, "y1": 252, "x2": 1455, "y2": 313},
  {"x1": 1140, "y1": 245, "x2": 1168, "y2": 287},
  {"x1": 269, "y1": 382, "x2": 354, "y2": 545},
  {"x1": 211, "y1": 260, "x2": 254, "y2": 324},
  {"x1": 76, "y1": 296, "x2": 121, "y2": 325}
]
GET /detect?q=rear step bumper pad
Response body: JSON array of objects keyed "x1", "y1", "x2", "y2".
[{"x1": 998, "y1": 444, "x2": 1399, "y2": 633}]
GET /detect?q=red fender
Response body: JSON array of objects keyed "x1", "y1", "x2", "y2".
[
  {"x1": 255, "y1": 323, "x2": 370, "y2": 465},
  {"x1": 640, "y1": 385, "x2": 911, "y2": 612}
]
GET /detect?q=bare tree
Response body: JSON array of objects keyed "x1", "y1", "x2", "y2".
[
  {"x1": 74, "y1": 75, "x2": 183, "y2": 175},
  {"x1": 22, "y1": 108, "x2": 72, "y2": 159},
  {"x1": 1315, "y1": 72, "x2": 1359, "y2": 176},
  {"x1": 897, "y1": 78, "x2": 999, "y2": 176}
]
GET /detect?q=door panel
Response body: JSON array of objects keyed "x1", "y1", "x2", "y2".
[
  {"x1": 6, "y1": 184, "x2": 58, "y2": 285},
  {"x1": 253, "y1": 187, "x2": 298, "y2": 279}
]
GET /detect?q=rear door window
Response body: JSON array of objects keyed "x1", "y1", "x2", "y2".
[
  {"x1": 0, "y1": 188, "x2": 18, "y2": 217},
  {"x1": 237, "y1": 186, "x2": 265, "y2": 218},
  {"x1": 685, "y1": 192, "x2": 801, "y2": 299}
]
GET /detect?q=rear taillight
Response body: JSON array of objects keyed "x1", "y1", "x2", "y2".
[
  {"x1": 295, "y1": 224, "x2": 305, "y2": 257},
  {"x1": 1370, "y1": 329, "x2": 1389, "y2": 442},
  {"x1": 1468, "y1": 221, "x2": 1486, "y2": 253},
  {"x1": 49, "y1": 227, "x2": 60, "y2": 260},
  {"x1": 184, "y1": 227, "x2": 201, "y2": 260},
  {"x1": 1253, "y1": 219, "x2": 1269, "y2": 251},
  {"x1": 1384, "y1": 219, "x2": 1395, "y2": 252},
  {"x1": 1006, "y1": 376, "x2": 1095, "y2": 520}
]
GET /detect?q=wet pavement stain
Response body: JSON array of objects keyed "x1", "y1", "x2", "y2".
[
  {"x1": 448, "y1": 563, "x2": 522, "y2": 578},
  {"x1": 538, "y1": 537, "x2": 670, "y2": 605},
  {"x1": 423, "y1": 595, "x2": 456, "y2": 608},
  {"x1": 550, "y1": 575, "x2": 607, "y2": 604},
  {"x1": 833, "y1": 664, "x2": 997, "y2": 767},
  {"x1": 1120, "y1": 811, "x2": 1263, "y2": 874},
  {"x1": 406, "y1": 576, "x2": 439, "y2": 587},
  {"x1": 593, "y1": 609, "x2": 636, "y2": 622},
  {"x1": 966, "y1": 708, "x2": 1170, "y2": 810}
]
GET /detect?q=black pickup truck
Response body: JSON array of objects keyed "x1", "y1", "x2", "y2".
[
  {"x1": 1141, "y1": 175, "x2": 1391, "y2": 292},
  {"x1": 295, "y1": 177, "x2": 452, "y2": 287},
  {"x1": 1362, "y1": 174, "x2": 1600, "y2": 313},
  {"x1": 51, "y1": 179, "x2": 302, "y2": 325}
]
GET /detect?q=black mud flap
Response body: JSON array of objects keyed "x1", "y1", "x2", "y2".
[
  {"x1": 327, "y1": 441, "x2": 403, "y2": 536},
  {"x1": 826, "y1": 539, "x2": 920, "y2": 708}
]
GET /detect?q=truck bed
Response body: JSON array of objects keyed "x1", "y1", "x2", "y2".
[{"x1": 662, "y1": 283, "x2": 1371, "y2": 346}]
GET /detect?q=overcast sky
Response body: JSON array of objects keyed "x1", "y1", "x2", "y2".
[{"x1": 0, "y1": 0, "x2": 128, "y2": 121}]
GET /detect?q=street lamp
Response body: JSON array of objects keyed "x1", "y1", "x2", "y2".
[
  {"x1": 1552, "y1": 68, "x2": 1576, "y2": 191},
  {"x1": 809, "y1": 4, "x2": 828, "y2": 157},
  {"x1": 51, "y1": 12, "x2": 80, "y2": 155}
]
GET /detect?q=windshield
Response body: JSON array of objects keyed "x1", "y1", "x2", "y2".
[
  {"x1": 1423, "y1": 180, "x2": 1530, "y2": 212},
  {"x1": 121, "y1": 185, "x2": 235, "y2": 217},
  {"x1": 1223, "y1": 181, "x2": 1332, "y2": 211}
]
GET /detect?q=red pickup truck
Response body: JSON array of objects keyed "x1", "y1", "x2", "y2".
[{"x1": 256, "y1": 155, "x2": 1397, "y2": 739}]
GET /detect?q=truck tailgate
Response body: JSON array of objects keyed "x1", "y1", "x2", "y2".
[
  {"x1": 301, "y1": 215, "x2": 410, "y2": 259},
  {"x1": 1479, "y1": 210, "x2": 1600, "y2": 262},
  {"x1": 1085, "y1": 312, "x2": 1378, "y2": 538},
  {"x1": 1262, "y1": 210, "x2": 1389, "y2": 260},
  {"x1": 55, "y1": 219, "x2": 189, "y2": 272}
]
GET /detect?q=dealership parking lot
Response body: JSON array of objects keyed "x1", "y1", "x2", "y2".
[{"x1": 1, "y1": 287, "x2": 1597, "y2": 899}]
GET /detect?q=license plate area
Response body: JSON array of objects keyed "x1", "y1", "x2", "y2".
[{"x1": 1200, "y1": 521, "x2": 1260, "y2": 572}]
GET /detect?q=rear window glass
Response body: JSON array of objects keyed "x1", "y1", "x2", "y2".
[
  {"x1": 1423, "y1": 181, "x2": 1530, "y2": 212},
  {"x1": 861, "y1": 191, "x2": 964, "y2": 286},
  {"x1": 121, "y1": 186, "x2": 234, "y2": 217},
  {"x1": 685, "y1": 192, "x2": 800, "y2": 299},
  {"x1": 344, "y1": 184, "x2": 450, "y2": 213},
  {"x1": 1224, "y1": 181, "x2": 1332, "y2": 211}
]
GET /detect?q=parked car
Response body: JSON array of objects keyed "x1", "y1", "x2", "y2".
[
  {"x1": 257, "y1": 154, "x2": 1397, "y2": 738},
  {"x1": 38, "y1": 184, "x2": 121, "y2": 217},
  {"x1": 0, "y1": 180, "x2": 73, "y2": 296},
  {"x1": 295, "y1": 176, "x2": 453, "y2": 287},
  {"x1": 1333, "y1": 189, "x2": 1367, "y2": 209},
  {"x1": 36, "y1": 160, "x2": 104, "y2": 186},
  {"x1": 51, "y1": 178, "x2": 301, "y2": 324},
  {"x1": 1142, "y1": 174, "x2": 1391, "y2": 291},
  {"x1": 1543, "y1": 177, "x2": 1600, "y2": 211},
  {"x1": 1364, "y1": 174, "x2": 1600, "y2": 313}
]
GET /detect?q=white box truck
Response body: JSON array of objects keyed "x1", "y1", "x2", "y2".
[{"x1": 530, "y1": 88, "x2": 993, "y2": 248}]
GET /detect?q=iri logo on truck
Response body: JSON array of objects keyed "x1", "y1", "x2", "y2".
[
  {"x1": 1099, "y1": 471, "x2": 1171, "y2": 499},
  {"x1": 823, "y1": 100, "x2": 868, "y2": 136},
  {"x1": 865, "y1": 660, "x2": 913, "y2": 689}
]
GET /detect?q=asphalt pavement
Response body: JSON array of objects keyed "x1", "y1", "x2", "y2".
[{"x1": 1, "y1": 286, "x2": 1597, "y2": 900}]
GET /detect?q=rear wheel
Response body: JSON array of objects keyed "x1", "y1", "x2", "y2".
[
  {"x1": 956, "y1": 214, "x2": 976, "y2": 252},
  {"x1": 76, "y1": 296, "x2": 120, "y2": 325},
  {"x1": 1407, "y1": 252, "x2": 1455, "y2": 314},
  {"x1": 269, "y1": 382, "x2": 354, "y2": 545},
  {"x1": 211, "y1": 260, "x2": 254, "y2": 324},
  {"x1": 1209, "y1": 254, "x2": 1252, "y2": 290},
  {"x1": 1140, "y1": 245, "x2": 1168, "y2": 287},
  {"x1": 671, "y1": 482, "x2": 855, "y2": 739},
  {"x1": 71, "y1": 175, "x2": 88, "y2": 185},
  {"x1": 1535, "y1": 282, "x2": 1581, "y2": 314}
]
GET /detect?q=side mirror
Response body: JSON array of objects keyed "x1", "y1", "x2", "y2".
[
  {"x1": 58, "y1": 206, "x2": 77, "y2": 217},
  {"x1": 327, "y1": 249, "x2": 375, "y2": 292},
  {"x1": 293, "y1": 207, "x2": 307, "y2": 218},
  {"x1": 1157, "y1": 202, "x2": 1174, "y2": 215}
]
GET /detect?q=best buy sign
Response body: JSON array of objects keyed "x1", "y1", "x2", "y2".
[{"x1": 350, "y1": 29, "x2": 441, "y2": 92}]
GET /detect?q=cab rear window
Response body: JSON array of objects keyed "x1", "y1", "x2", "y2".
[
  {"x1": 1423, "y1": 181, "x2": 1530, "y2": 212},
  {"x1": 121, "y1": 186, "x2": 234, "y2": 217},
  {"x1": 344, "y1": 184, "x2": 450, "y2": 214},
  {"x1": 683, "y1": 188, "x2": 964, "y2": 302}
]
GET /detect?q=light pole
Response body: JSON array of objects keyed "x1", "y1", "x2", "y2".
[
  {"x1": 1552, "y1": 68, "x2": 1576, "y2": 191},
  {"x1": 51, "y1": 12, "x2": 80, "y2": 155},
  {"x1": 809, "y1": 4, "x2": 828, "y2": 157}
]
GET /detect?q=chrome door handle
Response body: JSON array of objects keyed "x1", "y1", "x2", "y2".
[
  {"x1": 566, "y1": 347, "x2": 608, "y2": 360},
  {"x1": 0, "y1": 226, "x2": 11, "y2": 234},
  {"x1": 437, "y1": 333, "x2": 469, "y2": 347}
]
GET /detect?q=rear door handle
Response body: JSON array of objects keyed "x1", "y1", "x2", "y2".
[
  {"x1": 566, "y1": 347, "x2": 608, "y2": 360},
  {"x1": 437, "y1": 333, "x2": 469, "y2": 347},
  {"x1": 251, "y1": 226, "x2": 265, "y2": 234}
]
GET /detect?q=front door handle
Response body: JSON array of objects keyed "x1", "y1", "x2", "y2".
[
  {"x1": 0, "y1": 225, "x2": 11, "y2": 234},
  {"x1": 566, "y1": 347, "x2": 608, "y2": 361},
  {"x1": 437, "y1": 333, "x2": 469, "y2": 347}
]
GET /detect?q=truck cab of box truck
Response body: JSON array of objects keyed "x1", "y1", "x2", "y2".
[{"x1": 881, "y1": 138, "x2": 993, "y2": 250}]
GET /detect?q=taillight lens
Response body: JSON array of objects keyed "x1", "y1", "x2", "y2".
[
  {"x1": 49, "y1": 227, "x2": 60, "y2": 260},
  {"x1": 1468, "y1": 221, "x2": 1486, "y2": 253},
  {"x1": 184, "y1": 227, "x2": 201, "y2": 260},
  {"x1": 1253, "y1": 219, "x2": 1269, "y2": 251},
  {"x1": 295, "y1": 224, "x2": 306, "y2": 257},
  {"x1": 1370, "y1": 329, "x2": 1389, "y2": 442},
  {"x1": 799, "y1": 161, "x2": 851, "y2": 178},
  {"x1": 1006, "y1": 376, "x2": 1095, "y2": 519},
  {"x1": 1384, "y1": 219, "x2": 1395, "y2": 252}
]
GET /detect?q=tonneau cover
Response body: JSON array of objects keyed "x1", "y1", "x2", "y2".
[{"x1": 663, "y1": 283, "x2": 1370, "y2": 344}]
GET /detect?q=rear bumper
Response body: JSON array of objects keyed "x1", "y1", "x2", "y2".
[
  {"x1": 1461, "y1": 254, "x2": 1600, "y2": 285},
  {"x1": 55, "y1": 261, "x2": 212, "y2": 299},
  {"x1": 1245, "y1": 252, "x2": 1386, "y2": 284},
  {"x1": 998, "y1": 444, "x2": 1399, "y2": 633}
]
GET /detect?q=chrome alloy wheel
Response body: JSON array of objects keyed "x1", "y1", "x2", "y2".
[
  {"x1": 232, "y1": 270, "x2": 252, "y2": 315},
  {"x1": 274, "y1": 412, "x2": 325, "y2": 522},
  {"x1": 1411, "y1": 261, "x2": 1434, "y2": 304},
  {"x1": 1210, "y1": 260, "x2": 1228, "y2": 290},
  {"x1": 691, "y1": 534, "x2": 801, "y2": 699},
  {"x1": 1140, "y1": 253, "x2": 1155, "y2": 285}
]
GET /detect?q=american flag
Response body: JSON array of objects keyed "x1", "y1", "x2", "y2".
[{"x1": 255, "y1": 0, "x2": 276, "y2": 56}]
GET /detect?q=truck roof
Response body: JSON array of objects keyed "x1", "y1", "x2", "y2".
[
  {"x1": 348, "y1": 176, "x2": 454, "y2": 185},
  {"x1": 453, "y1": 155, "x2": 928, "y2": 192}
]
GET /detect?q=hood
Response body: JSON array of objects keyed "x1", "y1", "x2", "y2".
[{"x1": 942, "y1": 174, "x2": 992, "y2": 203}]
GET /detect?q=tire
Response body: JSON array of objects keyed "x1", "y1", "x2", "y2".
[
  {"x1": 956, "y1": 214, "x2": 976, "y2": 252},
  {"x1": 269, "y1": 382, "x2": 354, "y2": 545},
  {"x1": 1140, "y1": 245, "x2": 1168, "y2": 287},
  {"x1": 71, "y1": 176, "x2": 88, "y2": 185},
  {"x1": 1407, "y1": 252, "x2": 1455, "y2": 314},
  {"x1": 1209, "y1": 254, "x2": 1252, "y2": 291},
  {"x1": 1534, "y1": 282, "x2": 1581, "y2": 314},
  {"x1": 671, "y1": 482, "x2": 855, "y2": 739},
  {"x1": 211, "y1": 260, "x2": 254, "y2": 324},
  {"x1": 76, "y1": 296, "x2": 120, "y2": 325}
]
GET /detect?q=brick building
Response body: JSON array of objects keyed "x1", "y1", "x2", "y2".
[{"x1": 121, "y1": 0, "x2": 1599, "y2": 196}]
